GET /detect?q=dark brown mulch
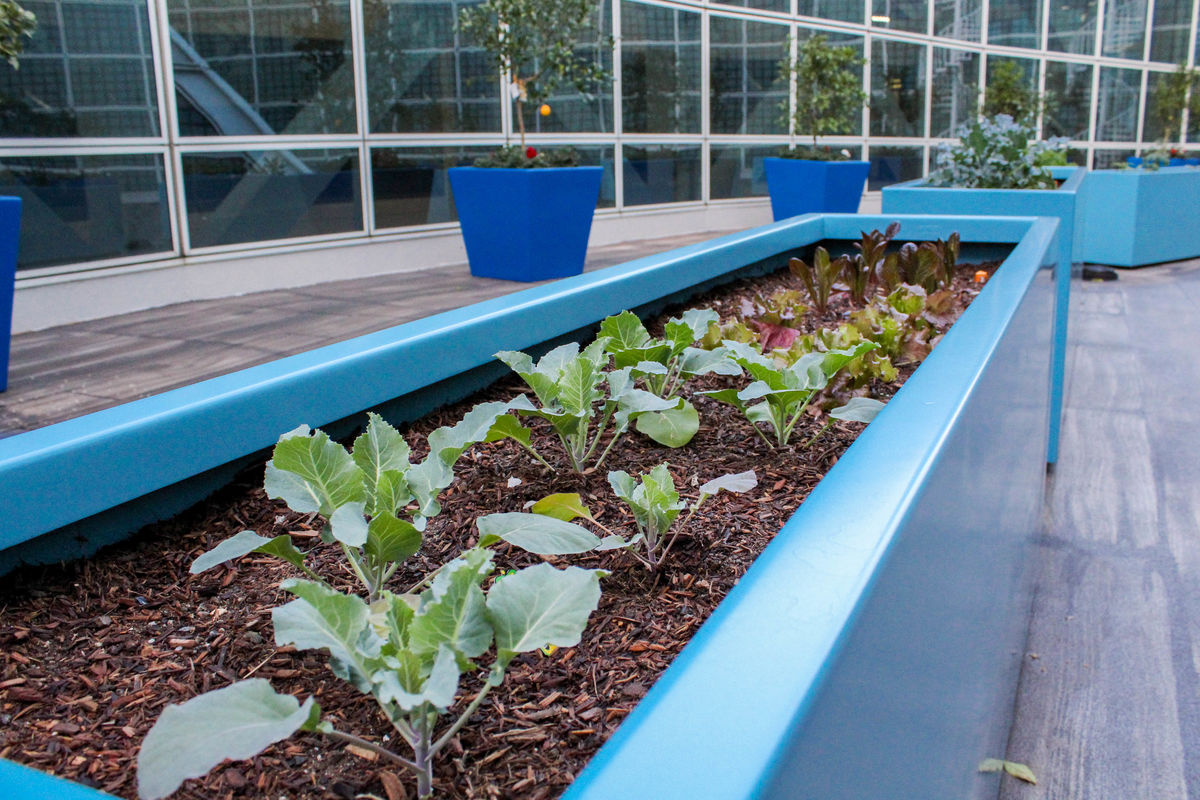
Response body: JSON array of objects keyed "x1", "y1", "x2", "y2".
[{"x1": 0, "y1": 262, "x2": 995, "y2": 800}]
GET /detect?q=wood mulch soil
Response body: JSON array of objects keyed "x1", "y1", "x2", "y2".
[{"x1": 0, "y1": 258, "x2": 996, "y2": 800}]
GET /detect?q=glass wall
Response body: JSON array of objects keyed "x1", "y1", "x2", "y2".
[{"x1": 1, "y1": 0, "x2": 1198, "y2": 274}]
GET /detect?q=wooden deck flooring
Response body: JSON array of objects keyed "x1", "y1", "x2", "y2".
[
  {"x1": 1002, "y1": 259, "x2": 1200, "y2": 800},
  {"x1": 0, "y1": 230, "x2": 729, "y2": 436}
]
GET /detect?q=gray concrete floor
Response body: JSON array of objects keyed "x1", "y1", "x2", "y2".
[
  {"x1": 0, "y1": 230, "x2": 730, "y2": 436},
  {"x1": 1002, "y1": 259, "x2": 1200, "y2": 800}
]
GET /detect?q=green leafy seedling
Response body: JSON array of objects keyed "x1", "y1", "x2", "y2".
[
  {"x1": 599, "y1": 309, "x2": 740, "y2": 447},
  {"x1": 141, "y1": 549, "x2": 604, "y2": 800},
  {"x1": 789, "y1": 247, "x2": 847, "y2": 313},
  {"x1": 978, "y1": 758, "x2": 1038, "y2": 785}
]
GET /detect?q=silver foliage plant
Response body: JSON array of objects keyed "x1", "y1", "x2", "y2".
[{"x1": 927, "y1": 114, "x2": 1069, "y2": 190}]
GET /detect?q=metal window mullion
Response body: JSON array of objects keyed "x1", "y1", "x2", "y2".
[
  {"x1": 1136, "y1": 67, "x2": 1148, "y2": 143},
  {"x1": 700, "y1": 6, "x2": 711, "y2": 203},
  {"x1": 923, "y1": 40, "x2": 933, "y2": 140},
  {"x1": 347, "y1": 0, "x2": 372, "y2": 234},
  {"x1": 151, "y1": 0, "x2": 186, "y2": 260},
  {"x1": 613, "y1": 0, "x2": 624, "y2": 209},
  {"x1": 979, "y1": 0, "x2": 989, "y2": 46},
  {"x1": 1036, "y1": 55, "x2": 1047, "y2": 137},
  {"x1": 1183, "y1": 0, "x2": 1200, "y2": 140}
]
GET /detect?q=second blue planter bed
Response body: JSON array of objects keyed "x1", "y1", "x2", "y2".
[{"x1": 1076, "y1": 166, "x2": 1200, "y2": 267}]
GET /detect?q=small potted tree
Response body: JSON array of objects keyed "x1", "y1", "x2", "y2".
[
  {"x1": 764, "y1": 34, "x2": 869, "y2": 220},
  {"x1": 1144, "y1": 62, "x2": 1200, "y2": 166},
  {"x1": 452, "y1": 0, "x2": 611, "y2": 282},
  {"x1": 0, "y1": 0, "x2": 34, "y2": 392}
]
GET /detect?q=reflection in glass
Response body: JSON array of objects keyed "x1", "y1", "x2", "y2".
[
  {"x1": 930, "y1": 48, "x2": 978, "y2": 138},
  {"x1": 797, "y1": 0, "x2": 863, "y2": 23},
  {"x1": 364, "y1": 0, "x2": 501, "y2": 133},
  {"x1": 169, "y1": 0, "x2": 356, "y2": 136},
  {"x1": 0, "y1": 0, "x2": 160, "y2": 137},
  {"x1": 988, "y1": 0, "x2": 1042, "y2": 49},
  {"x1": 183, "y1": 149, "x2": 362, "y2": 248},
  {"x1": 1149, "y1": 0, "x2": 1192, "y2": 64},
  {"x1": 1044, "y1": 61, "x2": 1093, "y2": 140},
  {"x1": 867, "y1": 145, "x2": 923, "y2": 189},
  {"x1": 985, "y1": 56, "x2": 1039, "y2": 124},
  {"x1": 1048, "y1": 0, "x2": 1097, "y2": 54},
  {"x1": 709, "y1": 145, "x2": 774, "y2": 199},
  {"x1": 933, "y1": 0, "x2": 981, "y2": 42},
  {"x1": 710, "y1": 16, "x2": 788, "y2": 136},
  {"x1": 797, "y1": 27, "x2": 864, "y2": 136},
  {"x1": 716, "y1": 0, "x2": 788, "y2": 12},
  {"x1": 1092, "y1": 148, "x2": 1136, "y2": 168},
  {"x1": 1101, "y1": 0, "x2": 1148, "y2": 59},
  {"x1": 0, "y1": 154, "x2": 171, "y2": 270},
  {"x1": 371, "y1": 146, "x2": 614, "y2": 229},
  {"x1": 621, "y1": 1, "x2": 701, "y2": 134},
  {"x1": 516, "y1": 1, "x2": 612, "y2": 134},
  {"x1": 622, "y1": 145, "x2": 700, "y2": 205},
  {"x1": 870, "y1": 39, "x2": 926, "y2": 137},
  {"x1": 1096, "y1": 67, "x2": 1141, "y2": 141},
  {"x1": 871, "y1": 0, "x2": 927, "y2": 33}
]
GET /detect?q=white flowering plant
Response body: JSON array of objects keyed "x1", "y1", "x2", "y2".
[{"x1": 927, "y1": 114, "x2": 1068, "y2": 190}]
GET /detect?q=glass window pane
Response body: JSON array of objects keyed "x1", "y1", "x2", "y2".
[
  {"x1": 930, "y1": 47, "x2": 978, "y2": 138},
  {"x1": 1149, "y1": 0, "x2": 1192, "y2": 64},
  {"x1": 1048, "y1": 0, "x2": 1098, "y2": 54},
  {"x1": 715, "y1": 0, "x2": 788, "y2": 12},
  {"x1": 0, "y1": 0, "x2": 159, "y2": 137},
  {"x1": 984, "y1": 55, "x2": 1039, "y2": 124},
  {"x1": 797, "y1": 0, "x2": 863, "y2": 24},
  {"x1": 988, "y1": 0, "x2": 1042, "y2": 49},
  {"x1": 934, "y1": 0, "x2": 982, "y2": 42},
  {"x1": 364, "y1": 0, "x2": 502, "y2": 133},
  {"x1": 1044, "y1": 61, "x2": 1093, "y2": 140},
  {"x1": 870, "y1": 39, "x2": 926, "y2": 137},
  {"x1": 1093, "y1": 148, "x2": 1136, "y2": 168},
  {"x1": 622, "y1": 145, "x2": 700, "y2": 205},
  {"x1": 0, "y1": 154, "x2": 172, "y2": 270},
  {"x1": 710, "y1": 16, "x2": 788, "y2": 136},
  {"x1": 169, "y1": 0, "x2": 356, "y2": 136},
  {"x1": 871, "y1": 0, "x2": 927, "y2": 34},
  {"x1": 620, "y1": 1, "x2": 701, "y2": 134},
  {"x1": 709, "y1": 144, "x2": 773, "y2": 199},
  {"x1": 867, "y1": 144, "x2": 923, "y2": 189},
  {"x1": 1101, "y1": 0, "x2": 1149, "y2": 59},
  {"x1": 371, "y1": 146, "x2": 614, "y2": 231},
  {"x1": 1096, "y1": 66, "x2": 1141, "y2": 141},
  {"x1": 516, "y1": 1, "x2": 613, "y2": 134},
  {"x1": 183, "y1": 149, "x2": 362, "y2": 248}
]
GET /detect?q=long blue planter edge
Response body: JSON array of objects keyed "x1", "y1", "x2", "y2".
[
  {"x1": 0, "y1": 212, "x2": 1060, "y2": 799},
  {"x1": 879, "y1": 166, "x2": 1083, "y2": 466}
]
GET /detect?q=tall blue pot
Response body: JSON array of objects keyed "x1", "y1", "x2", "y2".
[
  {"x1": 448, "y1": 166, "x2": 603, "y2": 281},
  {"x1": 0, "y1": 197, "x2": 21, "y2": 393},
  {"x1": 763, "y1": 157, "x2": 869, "y2": 221}
]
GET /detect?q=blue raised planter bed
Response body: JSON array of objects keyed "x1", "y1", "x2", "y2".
[
  {"x1": 448, "y1": 166, "x2": 603, "y2": 281},
  {"x1": 0, "y1": 212, "x2": 1062, "y2": 799},
  {"x1": 1077, "y1": 166, "x2": 1200, "y2": 267},
  {"x1": 0, "y1": 196, "x2": 19, "y2": 393},
  {"x1": 763, "y1": 157, "x2": 870, "y2": 220},
  {"x1": 879, "y1": 166, "x2": 1084, "y2": 466}
]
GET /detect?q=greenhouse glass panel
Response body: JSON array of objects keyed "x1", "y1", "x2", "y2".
[
  {"x1": 797, "y1": 0, "x2": 863, "y2": 23},
  {"x1": 933, "y1": 0, "x2": 982, "y2": 42},
  {"x1": 621, "y1": 1, "x2": 701, "y2": 133},
  {"x1": 870, "y1": 38, "x2": 926, "y2": 137},
  {"x1": 870, "y1": 0, "x2": 927, "y2": 34},
  {"x1": 710, "y1": 16, "x2": 788, "y2": 136},
  {"x1": 1096, "y1": 66, "x2": 1141, "y2": 141},
  {"x1": 988, "y1": 0, "x2": 1042, "y2": 49},
  {"x1": 1044, "y1": 61, "x2": 1093, "y2": 140},
  {"x1": 1047, "y1": 0, "x2": 1098, "y2": 54},
  {"x1": 622, "y1": 145, "x2": 701, "y2": 204},
  {"x1": 1149, "y1": 0, "x2": 1192, "y2": 64},
  {"x1": 930, "y1": 48, "x2": 978, "y2": 138},
  {"x1": 1101, "y1": 0, "x2": 1149, "y2": 59},
  {"x1": 868, "y1": 144, "x2": 923, "y2": 189}
]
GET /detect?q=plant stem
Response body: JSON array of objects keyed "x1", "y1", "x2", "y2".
[
  {"x1": 431, "y1": 678, "x2": 497, "y2": 756},
  {"x1": 592, "y1": 429, "x2": 623, "y2": 471},
  {"x1": 341, "y1": 542, "x2": 376, "y2": 599},
  {"x1": 804, "y1": 419, "x2": 833, "y2": 449},
  {"x1": 516, "y1": 96, "x2": 526, "y2": 150},
  {"x1": 322, "y1": 728, "x2": 420, "y2": 772}
]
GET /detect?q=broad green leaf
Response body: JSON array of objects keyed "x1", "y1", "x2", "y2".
[
  {"x1": 486, "y1": 564, "x2": 604, "y2": 662},
  {"x1": 534, "y1": 342, "x2": 581, "y2": 377},
  {"x1": 678, "y1": 347, "x2": 742, "y2": 377},
  {"x1": 329, "y1": 502, "x2": 368, "y2": 547},
  {"x1": 351, "y1": 414, "x2": 411, "y2": 492},
  {"x1": 597, "y1": 533, "x2": 642, "y2": 551},
  {"x1": 635, "y1": 403, "x2": 700, "y2": 448},
  {"x1": 599, "y1": 310, "x2": 651, "y2": 351},
  {"x1": 978, "y1": 759, "x2": 1005, "y2": 774},
  {"x1": 699, "y1": 387, "x2": 749, "y2": 411},
  {"x1": 369, "y1": 590, "x2": 417, "y2": 646},
  {"x1": 675, "y1": 308, "x2": 720, "y2": 341},
  {"x1": 409, "y1": 551, "x2": 493, "y2": 660},
  {"x1": 642, "y1": 464, "x2": 685, "y2": 534},
  {"x1": 427, "y1": 400, "x2": 514, "y2": 465},
  {"x1": 698, "y1": 470, "x2": 758, "y2": 497},
  {"x1": 530, "y1": 493, "x2": 595, "y2": 523},
  {"x1": 190, "y1": 530, "x2": 308, "y2": 575},
  {"x1": 484, "y1": 413, "x2": 534, "y2": 448},
  {"x1": 365, "y1": 512, "x2": 422, "y2": 565},
  {"x1": 496, "y1": 350, "x2": 559, "y2": 404},
  {"x1": 745, "y1": 402, "x2": 776, "y2": 428},
  {"x1": 374, "y1": 645, "x2": 460, "y2": 712},
  {"x1": 477, "y1": 512, "x2": 601, "y2": 555},
  {"x1": 137, "y1": 679, "x2": 317, "y2": 800},
  {"x1": 630, "y1": 359, "x2": 669, "y2": 376},
  {"x1": 1004, "y1": 762, "x2": 1037, "y2": 784},
  {"x1": 722, "y1": 338, "x2": 774, "y2": 369},
  {"x1": 372, "y1": 469, "x2": 413, "y2": 518},
  {"x1": 267, "y1": 427, "x2": 364, "y2": 517},
  {"x1": 830, "y1": 396, "x2": 886, "y2": 423},
  {"x1": 612, "y1": 389, "x2": 684, "y2": 433},
  {"x1": 556, "y1": 357, "x2": 603, "y2": 417},
  {"x1": 273, "y1": 580, "x2": 379, "y2": 690},
  {"x1": 607, "y1": 470, "x2": 639, "y2": 506},
  {"x1": 581, "y1": 336, "x2": 612, "y2": 367}
]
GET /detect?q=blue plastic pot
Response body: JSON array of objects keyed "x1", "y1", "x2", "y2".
[
  {"x1": 0, "y1": 196, "x2": 21, "y2": 393},
  {"x1": 1127, "y1": 157, "x2": 1144, "y2": 167},
  {"x1": 1187, "y1": 158, "x2": 1200, "y2": 166},
  {"x1": 448, "y1": 166, "x2": 603, "y2": 281},
  {"x1": 763, "y1": 157, "x2": 869, "y2": 220}
]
